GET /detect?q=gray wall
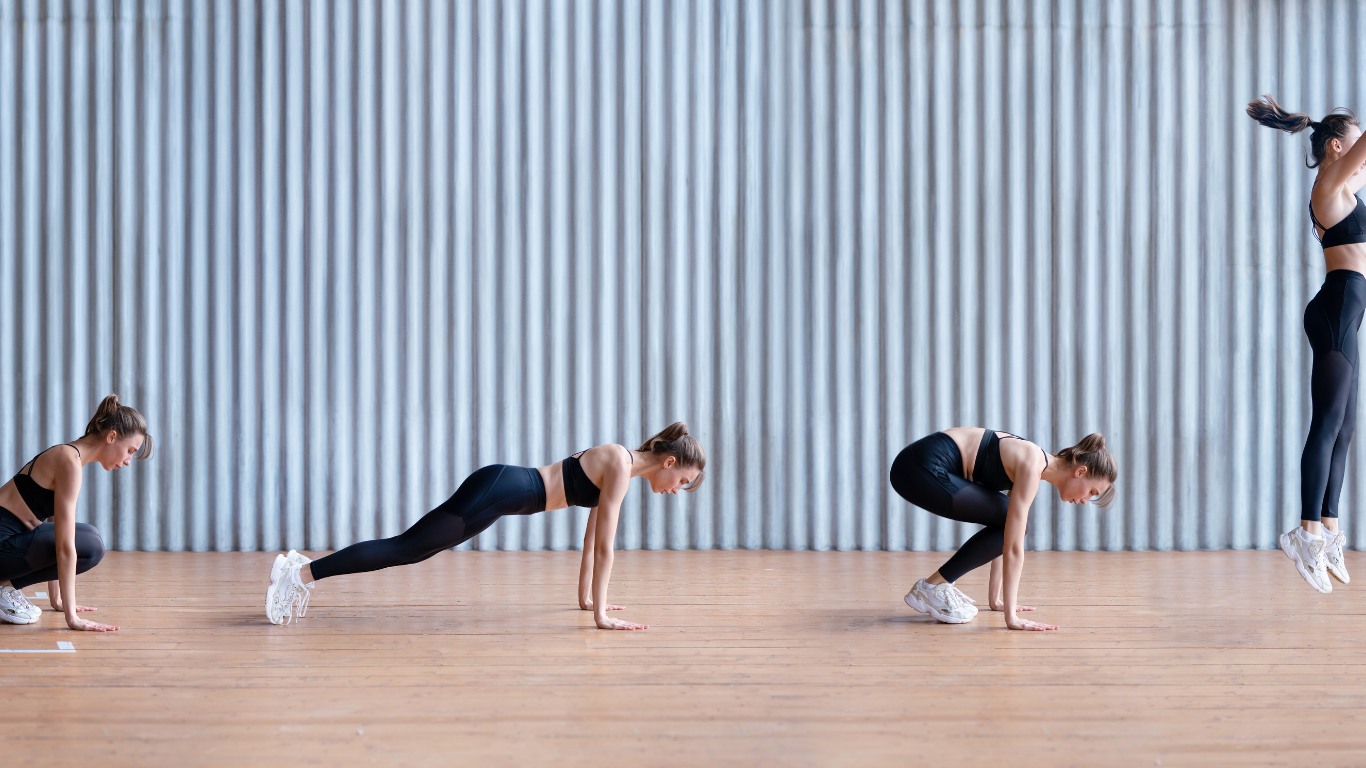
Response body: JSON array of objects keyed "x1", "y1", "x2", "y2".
[{"x1": 1, "y1": 0, "x2": 1359, "y2": 552}]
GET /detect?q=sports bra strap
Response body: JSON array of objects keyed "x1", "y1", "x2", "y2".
[
  {"x1": 19, "y1": 443, "x2": 81, "y2": 476},
  {"x1": 985, "y1": 430, "x2": 1050, "y2": 471}
]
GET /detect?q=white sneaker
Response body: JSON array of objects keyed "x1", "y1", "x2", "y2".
[
  {"x1": 1280, "y1": 527, "x2": 1332, "y2": 593},
  {"x1": 265, "y1": 553, "x2": 314, "y2": 625},
  {"x1": 1323, "y1": 529, "x2": 1350, "y2": 585},
  {"x1": 0, "y1": 586, "x2": 41, "y2": 624},
  {"x1": 904, "y1": 579, "x2": 976, "y2": 624}
]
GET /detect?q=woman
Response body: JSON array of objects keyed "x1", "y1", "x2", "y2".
[
  {"x1": 266, "y1": 422, "x2": 705, "y2": 630},
  {"x1": 889, "y1": 428, "x2": 1117, "y2": 631},
  {"x1": 1249, "y1": 95, "x2": 1366, "y2": 593},
  {"x1": 0, "y1": 395, "x2": 153, "y2": 632}
]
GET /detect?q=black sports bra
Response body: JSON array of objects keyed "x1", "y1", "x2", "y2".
[
  {"x1": 1309, "y1": 195, "x2": 1366, "y2": 249},
  {"x1": 971, "y1": 431, "x2": 1047, "y2": 493},
  {"x1": 561, "y1": 446, "x2": 633, "y2": 508},
  {"x1": 9, "y1": 444, "x2": 81, "y2": 520}
]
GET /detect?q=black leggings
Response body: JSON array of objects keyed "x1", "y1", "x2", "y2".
[
  {"x1": 1301, "y1": 270, "x2": 1366, "y2": 523},
  {"x1": 309, "y1": 464, "x2": 548, "y2": 581},
  {"x1": 0, "y1": 511, "x2": 107, "y2": 589},
  {"x1": 890, "y1": 434, "x2": 1008, "y2": 583}
]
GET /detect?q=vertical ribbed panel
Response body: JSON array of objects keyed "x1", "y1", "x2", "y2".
[{"x1": 1, "y1": 1, "x2": 1361, "y2": 552}]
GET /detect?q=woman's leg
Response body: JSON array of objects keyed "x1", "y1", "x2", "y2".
[
  {"x1": 891, "y1": 438, "x2": 1005, "y2": 623},
  {"x1": 308, "y1": 466, "x2": 506, "y2": 581},
  {"x1": 1287, "y1": 275, "x2": 1365, "y2": 592},
  {"x1": 929, "y1": 485, "x2": 1009, "y2": 584},
  {"x1": 7, "y1": 523, "x2": 106, "y2": 589},
  {"x1": 1319, "y1": 367, "x2": 1358, "y2": 524},
  {"x1": 1299, "y1": 276, "x2": 1366, "y2": 526},
  {"x1": 1300, "y1": 348, "x2": 1354, "y2": 528}
]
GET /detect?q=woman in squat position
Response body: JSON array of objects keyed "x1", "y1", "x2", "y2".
[
  {"x1": 890, "y1": 428, "x2": 1116, "y2": 631},
  {"x1": 0, "y1": 395, "x2": 153, "y2": 632},
  {"x1": 266, "y1": 422, "x2": 705, "y2": 630},
  {"x1": 1249, "y1": 95, "x2": 1365, "y2": 592}
]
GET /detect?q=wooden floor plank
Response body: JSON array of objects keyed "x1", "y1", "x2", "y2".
[{"x1": 2, "y1": 550, "x2": 1364, "y2": 766}]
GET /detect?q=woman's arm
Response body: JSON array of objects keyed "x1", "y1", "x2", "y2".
[
  {"x1": 590, "y1": 461, "x2": 646, "y2": 631},
  {"x1": 987, "y1": 556, "x2": 1035, "y2": 612},
  {"x1": 577, "y1": 507, "x2": 623, "y2": 612},
  {"x1": 46, "y1": 579, "x2": 97, "y2": 613},
  {"x1": 1318, "y1": 130, "x2": 1366, "y2": 193},
  {"x1": 578, "y1": 507, "x2": 596, "y2": 609},
  {"x1": 1000, "y1": 457, "x2": 1055, "y2": 631},
  {"x1": 50, "y1": 455, "x2": 117, "y2": 632}
]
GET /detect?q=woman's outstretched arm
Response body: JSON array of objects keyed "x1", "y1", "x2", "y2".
[{"x1": 578, "y1": 507, "x2": 623, "y2": 612}]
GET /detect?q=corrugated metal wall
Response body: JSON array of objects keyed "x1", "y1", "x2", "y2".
[{"x1": 1, "y1": 0, "x2": 1360, "y2": 553}]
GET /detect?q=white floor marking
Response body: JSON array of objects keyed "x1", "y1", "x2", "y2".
[{"x1": 0, "y1": 642, "x2": 75, "y2": 653}]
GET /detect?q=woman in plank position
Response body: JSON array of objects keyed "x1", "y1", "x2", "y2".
[{"x1": 266, "y1": 422, "x2": 705, "y2": 630}]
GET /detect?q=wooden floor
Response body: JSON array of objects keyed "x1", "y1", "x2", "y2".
[{"x1": 4, "y1": 550, "x2": 1366, "y2": 767}]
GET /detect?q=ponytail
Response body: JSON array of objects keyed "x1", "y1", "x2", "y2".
[
  {"x1": 1247, "y1": 94, "x2": 1359, "y2": 169},
  {"x1": 1246, "y1": 94, "x2": 1314, "y2": 134}
]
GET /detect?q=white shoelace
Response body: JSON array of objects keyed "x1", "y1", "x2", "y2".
[
  {"x1": 948, "y1": 585, "x2": 976, "y2": 606},
  {"x1": 3, "y1": 587, "x2": 35, "y2": 614},
  {"x1": 293, "y1": 579, "x2": 312, "y2": 618},
  {"x1": 935, "y1": 584, "x2": 967, "y2": 610},
  {"x1": 12, "y1": 590, "x2": 37, "y2": 613},
  {"x1": 1310, "y1": 538, "x2": 1329, "y2": 571}
]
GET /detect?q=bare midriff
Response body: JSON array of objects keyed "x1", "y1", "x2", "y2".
[
  {"x1": 1324, "y1": 244, "x2": 1366, "y2": 276},
  {"x1": 536, "y1": 463, "x2": 568, "y2": 512},
  {"x1": 0, "y1": 480, "x2": 41, "y2": 530}
]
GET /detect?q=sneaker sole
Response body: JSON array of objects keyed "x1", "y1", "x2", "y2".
[
  {"x1": 1328, "y1": 567, "x2": 1351, "y2": 585},
  {"x1": 0, "y1": 609, "x2": 39, "y2": 625},
  {"x1": 1281, "y1": 533, "x2": 1332, "y2": 593},
  {"x1": 903, "y1": 589, "x2": 974, "y2": 624},
  {"x1": 265, "y1": 554, "x2": 288, "y2": 624}
]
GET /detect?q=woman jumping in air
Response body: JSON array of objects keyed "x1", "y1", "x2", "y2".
[{"x1": 1249, "y1": 95, "x2": 1366, "y2": 592}]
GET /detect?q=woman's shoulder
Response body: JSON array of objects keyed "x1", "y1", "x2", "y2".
[
  {"x1": 586, "y1": 443, "x2": 632, "y2": 466},
  {"x1": 30, "y1": 444, "x2": 82, "y2": 484}
]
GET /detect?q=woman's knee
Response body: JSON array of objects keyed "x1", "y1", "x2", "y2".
[{"x1": 74, "y1": 524, "x2": 106, "y2": 571}]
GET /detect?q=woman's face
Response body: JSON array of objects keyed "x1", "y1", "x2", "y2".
[
  {"x1": 1331, "y1": 124, "x2": 1363, "y2": 159},
  {"x1": 96, "y1": 432, "x2": 145, "y2": 471},
  {"x1": 1056, "y1": 467, "x2": 1109, "y2": 505},
  {"x1": 647, "y1": 457, "x2": 700, "y2": 495}
]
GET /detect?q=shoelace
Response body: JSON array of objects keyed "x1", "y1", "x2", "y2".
[
  {"x1": 293, "y1": 580, "x2": 312, "y2": 619},
  {"x1": 283, "y1": 553, "x2": 311, "y2": 619},
  {"x1": 1310, "y1": 539, "x2": 1329, "y2": 571},
  {"x1": 4, "y1": 588, "x2": 35, "y2": 614},
  {"x1": 936, "y1": 584, "x2": 966, "y2": 610},
  {"x1": 12, "y1": 591, "x2": 37, "y2": 613},
  {"x1": 1325, "y1": 534, "x2": 1344, "y2": 565},
  {"x1": 949, "y1": 585, "x2": 976, "y2": 606}
]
